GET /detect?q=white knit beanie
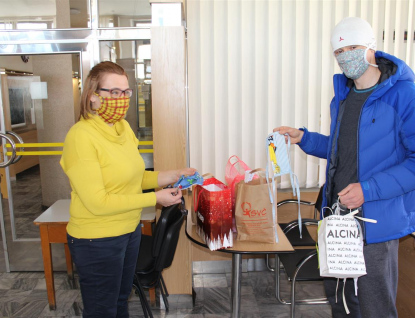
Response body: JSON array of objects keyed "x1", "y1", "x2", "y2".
[{"x1": 330, "y1": 17, "x2": 376, "y2": 52}]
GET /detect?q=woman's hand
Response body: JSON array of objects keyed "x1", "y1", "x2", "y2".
[
  {"x1": 158, "y1": 167, "x2": 197, "y2": 187},
  {"x1": 175, "y1": 167, "x2": 197, "y2": 181},
  {"x1": 273, "y1": 126, "x2": 304, "y2": 144},
  {"x1": 155, "y1": 188, "x2": 183, "y2": 207}
]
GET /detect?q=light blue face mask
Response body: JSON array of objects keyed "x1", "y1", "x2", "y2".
[
  {"x1": 266, "y1": 132, "x2": 302, "y2": 240},
  {"x1": 267, "y1": 132, "x2": 293, "y2": 177}
]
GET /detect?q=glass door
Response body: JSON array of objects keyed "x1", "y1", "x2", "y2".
[
  {"x1": 0, "y1": 0, "x2": 152, "y2": 272},
  {"x1": 0, "y1": 52, "x2": 83, "y2": 271}
]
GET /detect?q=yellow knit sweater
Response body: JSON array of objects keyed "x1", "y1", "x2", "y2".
[{"x1": 60, "y1": 115, "x2": 159, "y2": 239}]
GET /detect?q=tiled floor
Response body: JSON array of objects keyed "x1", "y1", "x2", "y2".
[{"x1": 0, "y1": 260, "x2": 332, "y2": 318}]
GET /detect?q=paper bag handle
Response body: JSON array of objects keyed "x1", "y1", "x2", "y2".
[{"x1": 249, "y1": 168, "x2": 265, "y2": 174}]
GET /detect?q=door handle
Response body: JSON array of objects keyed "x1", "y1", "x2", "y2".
[
  {"x1": 6, "y1": 131, "x2": 24, "y2": 164},
  {"x1": 0, "y1": 133, "x2": 17, "y2": 168}
]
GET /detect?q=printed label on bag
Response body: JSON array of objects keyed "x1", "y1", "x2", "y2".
[
  {"x1": 238, "y1": 201, "x2": 273, "y2": 236},
  {"x1": 326, "y1": 229, "x2": 360, "y2": 239},
  {"x1": 319, "y1": 215, "x2": 366, "y2": 278},
  {"x1": 241, "y1": 202, "x2": 267, "y2": 217}
]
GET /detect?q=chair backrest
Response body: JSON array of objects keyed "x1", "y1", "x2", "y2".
[
  {"x1": 154, "y1": 211, "x2": 184, "y2": 272},
  {"x1": 151, "y1": 198, "x2": 185, "y2": 258}
]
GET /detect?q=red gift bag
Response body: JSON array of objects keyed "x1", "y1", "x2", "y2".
[{"x1": 193, "y1": 176, "x2": 233, "y2": 251}]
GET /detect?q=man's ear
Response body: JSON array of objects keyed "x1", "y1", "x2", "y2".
[{"x1": 366, "y1": 49, "x2": 376, "y2": 61}]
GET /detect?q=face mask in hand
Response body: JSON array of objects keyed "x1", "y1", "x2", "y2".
[
  {"x1": 335, "y1": 48, "x2": 371, "y2": 80},
  {"x1": 94, "y1": 93, "x2": 130, "y2": 124}
]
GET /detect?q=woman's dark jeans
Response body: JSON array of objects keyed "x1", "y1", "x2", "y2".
[{"x1": 67, "y1": 225, "x2": 142, "y2": 318}]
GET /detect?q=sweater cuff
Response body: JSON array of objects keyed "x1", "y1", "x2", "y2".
[
  {"x1": 146, "y1": 191, "x2": 157, "y2": 207},
  {"x1": 142, "y1": 170, "x2": 160, "y2": 190}
]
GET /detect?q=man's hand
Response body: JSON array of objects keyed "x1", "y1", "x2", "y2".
[
  {"x1": 338, "y1": 183, "x2": 365, "y2": 209},
  {"x1": 273, "y1": 126, "x2": 304, "y2": 144}
]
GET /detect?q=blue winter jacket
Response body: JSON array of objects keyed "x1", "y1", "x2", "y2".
[{"x1": 298, "y1": 51, "x2": 415, "y2": 244}]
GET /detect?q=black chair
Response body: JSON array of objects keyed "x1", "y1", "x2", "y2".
[
  {"x1": 266, "y1": 187, "x2": 323, "y2": 271},
  {"x1": 273, "y1": 187, "x2": 328, "y2": 318},
  {"x1": 132, "y1": 198, "x2": 187, "y2": 318}
]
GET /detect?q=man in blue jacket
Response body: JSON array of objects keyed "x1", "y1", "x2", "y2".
[{"x1": 275, "y1": 17, "x2": 415, "y2": 317}]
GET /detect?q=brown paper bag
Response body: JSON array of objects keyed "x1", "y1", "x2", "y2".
[{"x1": 235, "y1": 170, "x2": 277, "y2": 243}]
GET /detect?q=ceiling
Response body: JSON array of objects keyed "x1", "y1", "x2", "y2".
[{"x1": 0, "y1": 0, "x2": 151, "y2": 18}]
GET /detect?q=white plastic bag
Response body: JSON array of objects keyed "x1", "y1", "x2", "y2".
[
  {"x1": 318, "y1": 206, "x2": 377, "y2": 314},
  {"x1": 318, "y1": 210, "x2": 366, "y2": 279}
]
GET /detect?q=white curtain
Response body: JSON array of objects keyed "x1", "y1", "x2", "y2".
[{"x1": 187, "y1": 0, "x2": 415, "y2": 188}]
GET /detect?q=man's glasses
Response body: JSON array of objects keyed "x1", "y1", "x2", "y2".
[{"x1": 100, "y1": 88, "x2": 133, "y2": 98}]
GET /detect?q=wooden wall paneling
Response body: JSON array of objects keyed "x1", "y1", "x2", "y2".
[
  {"x1": 151, "y1": 26, "x2": 192, "y2": 294},
  {"x1": 151, "y1": 27, "x2": 187, "y2": 171}
]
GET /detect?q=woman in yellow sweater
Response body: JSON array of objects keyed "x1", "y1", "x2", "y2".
[{"x1": 60, "y1": 61, "x2": 195, "y2": 318}]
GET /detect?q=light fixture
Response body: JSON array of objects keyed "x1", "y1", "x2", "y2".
[{"x1": 30, "y1": 82, "x2": 48, "y2": 99}]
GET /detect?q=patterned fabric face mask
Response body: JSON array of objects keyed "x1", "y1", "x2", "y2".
[
  {"x1": 335, "y1": 48, "x2": 369, "y2": 80},
  {"x1": 94, "y1": 93, "x2": 130, "y2": 124}
]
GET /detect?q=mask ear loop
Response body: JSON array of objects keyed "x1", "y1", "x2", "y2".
[{"x1": 364, "y1": 47, "x2": 378, "y2": 68}]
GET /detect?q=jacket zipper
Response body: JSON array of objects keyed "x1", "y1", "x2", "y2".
[
  {"x1": 357, "y1": 94, "x2": 378, "y2": 245},
  {"x1": 326, "y1": 100, "x2": 346, "y2": 210}
]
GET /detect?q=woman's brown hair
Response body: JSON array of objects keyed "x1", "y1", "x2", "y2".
[{"x1": 79, "y1": 61, "x2": 128, "y2": 120}]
